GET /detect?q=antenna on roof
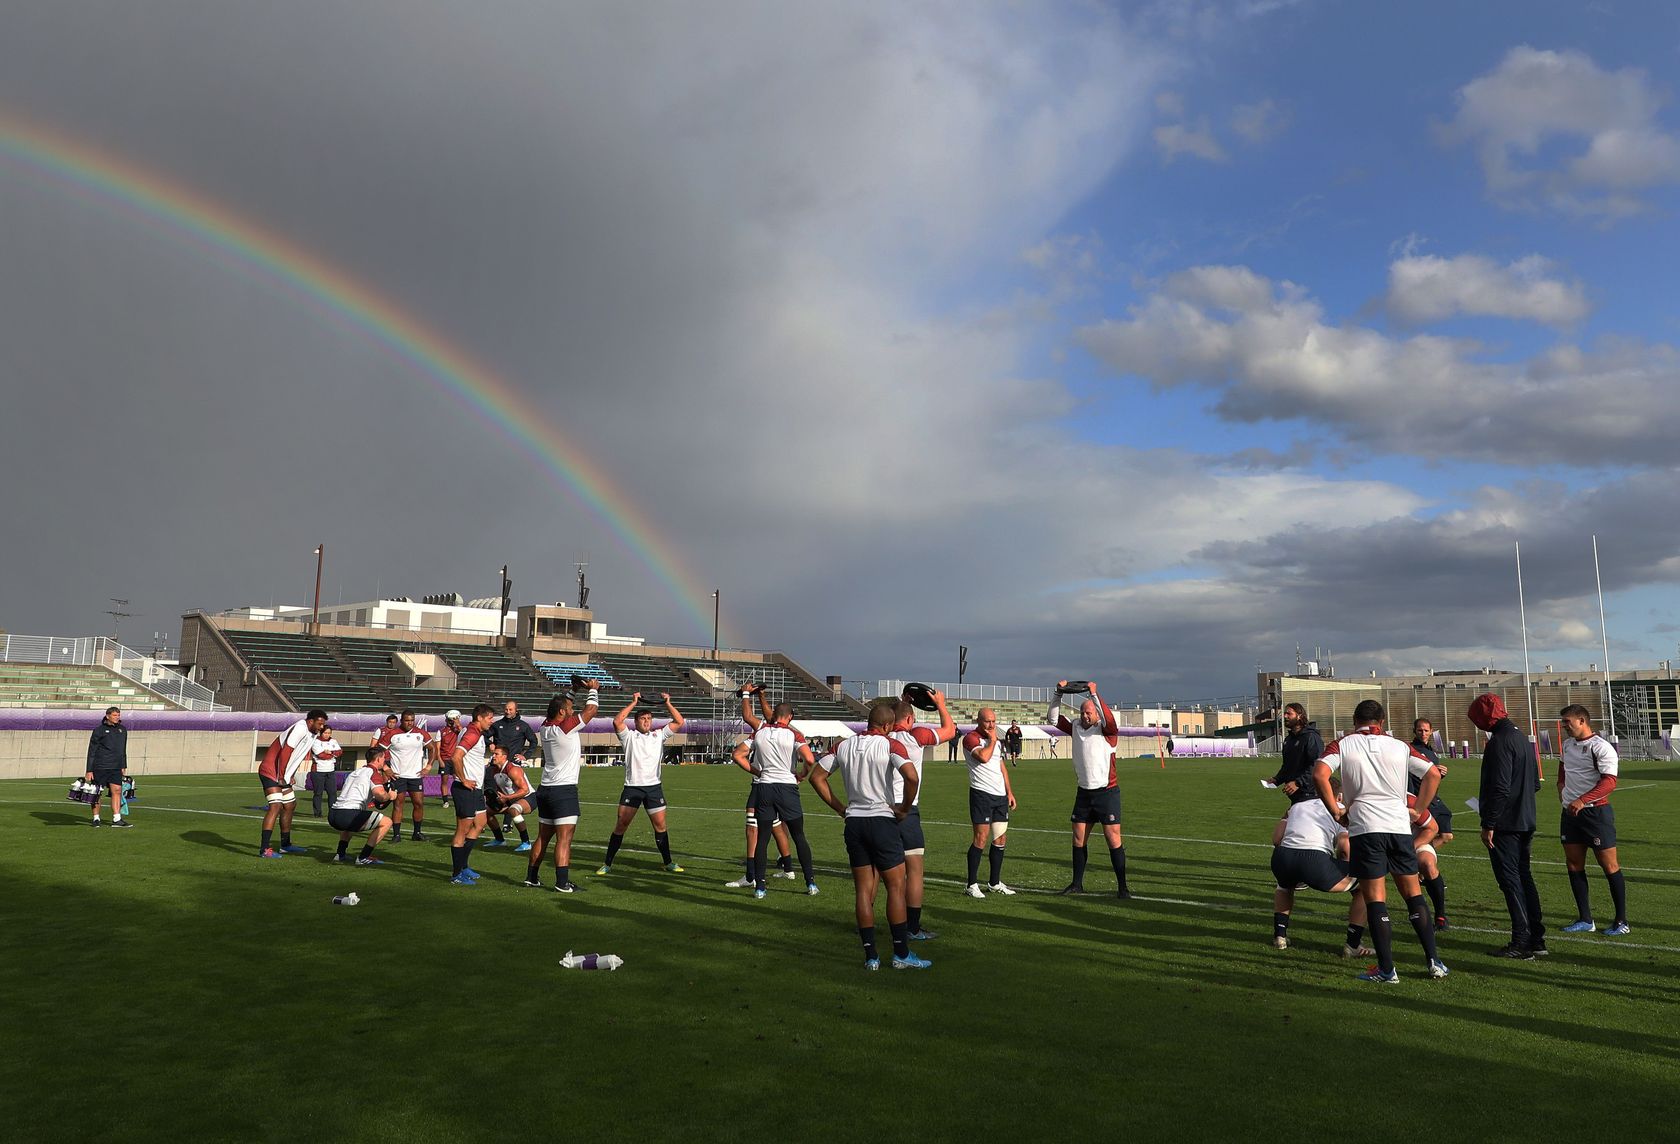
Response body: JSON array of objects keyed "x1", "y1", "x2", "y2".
[
  {"x1": 576, "y1": 559, "x2": 590, "y2": 610},
  {"x1": 105, "y1": 598, "x2": 132, "y2": 642}
]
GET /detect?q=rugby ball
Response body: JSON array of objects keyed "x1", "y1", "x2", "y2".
[
  {"x1": 495, "y1": 773, "x2": 517, "y2": 795},
  {"x1": 901, "y1": 682, "x2": 939, "y2": 711}
]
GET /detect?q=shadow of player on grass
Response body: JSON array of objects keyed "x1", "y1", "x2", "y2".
[{"x1": 32, "y1": 810, "x2": 92, "y2": 827}]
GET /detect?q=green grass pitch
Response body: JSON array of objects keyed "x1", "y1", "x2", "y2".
[{"x1": 4, "y1": 756, "x2": 1678, "y2": 1142}]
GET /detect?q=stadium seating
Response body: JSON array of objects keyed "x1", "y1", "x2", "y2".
[
  {"x1": 221, "y1": 628, "x2": 386, "y2": 713},
  {"x1": 590, "y1": 652, "x2": 707, "y2": 702},
  {"x1": 663, "y1": 655, "x2": 859, "y2": 720},
  {"x1": 432, "y1": 645, "x2": 562, "y2": 711},
  {"x1": 0, "y1": 663, "x2": 175, "y2": 710},
  {"x1": 533, "y1": 660, "x2": 620, "y2": 691}
]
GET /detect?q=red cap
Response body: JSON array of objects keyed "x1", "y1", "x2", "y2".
[{"x1": 1468, "y1": 693, "x2": 1507, "y2": 731}]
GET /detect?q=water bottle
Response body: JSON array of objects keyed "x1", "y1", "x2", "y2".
[
  {"x1": 332, "y1": 893, "x2": 361, "y2": 906},
  {"x1": 560, "y1": 949, "x2": 623, "y2": 970}
]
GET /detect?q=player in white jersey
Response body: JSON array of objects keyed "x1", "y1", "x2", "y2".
[
  {"x1": 726, "y1": 736, "x2": 795, "y2": 888},
  {"x1": 526, "y1": 687, "x2": 598, "y2": 892},
  {"x1": 308, "y1": 725, "x2": 343, "y2": 817},
  {"x1": 740, "y1": 690, "x2": 818, "y2": 898},
  {"x1": 485, "y1": 745, "x2": 535, "y2": 851},
  {"x1": 891, "y1": 688, "x2": 955, "y2": 941},
  {"x1": 329, "y1": 748, "x2": 396, "y2": 865},
  {"x1": 447, "y1": 704, "x2": 496, "y2": 885},
  {"x1": 810, "y1": 703, "x2": 928, "y2": 970},
  {"x1": 1048, "y1": 680, "x2": 1130, "y2": 897},
  {"x1": 383, "y1": 710, "x2": 435, "y2": 843},
  {"x1": 1269, "y1": 789, "x2": 1373, "y2": 957},
  {"x1": 257, "y1": 709, "x2": 328, "y2": 858},
  {"x1": 1310, "y1": 699, "x2": 1447, "y2": 983},
  {"x1": 962, "y1": 708, "x2": 1017, "y2": 897},
  {"x1": 597, "y1": 692, "x2": 686, "y2": 875},
  {"x1": 1556, "y1": 704, "x2": 1630, "y2": 936}
]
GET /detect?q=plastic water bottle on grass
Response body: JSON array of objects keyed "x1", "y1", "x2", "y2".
[
  {"x1": 332, "y1": 893, "x2": 361, "y2": 906},
  {"x1": 560, "y1": 950, "x2": 622, "y2": 970}
]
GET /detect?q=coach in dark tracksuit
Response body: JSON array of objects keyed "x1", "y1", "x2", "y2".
[
  {"x1": 84, "y1": 706, "x2": 131, "y2": 827},
  {"x1": 489, "y1": 704, "x2": 539, "y2": 829},
  {"x1": 1270, "y1": 705, "x2": 1322, "y2": 804},
  {"x1": 1473, "y1": 693, "x2": 1545, "y2": 958}
]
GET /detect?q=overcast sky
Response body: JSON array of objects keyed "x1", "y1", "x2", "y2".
[{"x1": 3, "y1": 1, "x2": 1678, "y2": 705}]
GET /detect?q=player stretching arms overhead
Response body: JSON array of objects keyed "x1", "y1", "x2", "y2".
[
  {"x1": 962, "y1": 708, "x2": 1017, "y2": 897},
  {"x1": 1311, "y1": 699, "x2": 1448, "y2": 983},
  {"x1": 726, "y1": 735, "x2": 795, "y2": 888},
  {"x1": 740, "y1": 689, "x2": 819, "y2": 898},
  {"x1": 1557, "y1": 705, "x2": 1631, "y2": 937},
  {"x1": 1048, "y1": 681, "x2": 1130, "y2": 897},
  {"x1": 528, "y1": 686, "x2": 598, "y2": 893},
  {"x1": 597, "y1": 692, "x2": 686, "y2": 875},
  {"x1": 891, "y1": 685, "x2": 956, "y2": 941},
  {"x1": 447, "y1": 705, "x2": 496, "y2": 885},
  {"x1": 257, "y1": 709, "x2": 328, "y2": 858},
  {"x1": 809, "y1": 703, "x2": 928, "y2": 970},
  {"x1": 384, "y1": 710, "x2": 434, "y2": 843}
]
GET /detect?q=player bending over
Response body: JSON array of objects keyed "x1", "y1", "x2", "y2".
[
  {"x1": 810, "y1": 703, "x2": 928, "y2": 970},
  {"x1": 257, "y1": 709, "x2": 328, "y2": 858},
  {"x1": 1270, "y1": 785, "x2": 1373, "y2": 958},
  {"x1": 329, "y1": 748, "x2": 396, "y2": 865},
  {"x1": 486, "y1": 745, "x2": 535, "y2": 852}
]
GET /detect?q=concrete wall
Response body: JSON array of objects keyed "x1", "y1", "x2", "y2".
[{"x1": 1, "y1": 729, "x2": 265, "y2": 779}]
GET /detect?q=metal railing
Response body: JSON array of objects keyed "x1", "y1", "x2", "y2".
[
  {"x1": 860, "y1": 680, "x2": 1055, "y2": 704},
  {"x1": 0, "y1": 634, "x2": 229, "y2": 712}
]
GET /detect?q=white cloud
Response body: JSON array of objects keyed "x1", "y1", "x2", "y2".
[
  {"x1": 1153, "y1": 119, "x2": 1227, "y2": 163},
  {"x1": 1231, "y1": 97, "x2": 1288, "y2": 144},
  {"x1": 1385, "y1": 251, "x2": 1590, "y2": 326},
  {"x1": 1078, "y1": 264, "x2": 1680, "y2": 464},
  {"x1": 1440, "y1": 45, "x2": 1680, "y2": 218}
]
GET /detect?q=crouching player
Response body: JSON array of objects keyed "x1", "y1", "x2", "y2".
[
  {"x1": 809, "y1": 703, "x2": 928, "y2": 971},
  {"x1": 330, "y1": 748, "x2": 396, "y2": 865},
  {"x1": 486, "y1": 745, "x2": 535, "y2": 852},
  {"x1": 1270, "y1": 790, "x2": 1374, "y2": 958}
]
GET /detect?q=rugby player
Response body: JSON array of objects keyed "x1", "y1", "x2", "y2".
[
  {"x1": 1409, "y1": 718, "x2": 1452, "y2": 929},
  {"x1": 308, "y1": 724, "x2": 344, "y2": 818},
  {"x1": 528, "y1": 687, "x2": 598, "y2": 892},
  {"x1": 1310, "y1": 699, "x2": 1448, "y2": 982},
  {"x1": 485, "y1": 744, "x2": 535, "y2": 851},
  {"x1": 891, "y1": 688, "x2": 956, "y2": 940},
  {"x1": 1557, "y1": 705, "x2": 1630, "y2": 936},
  {"x1": 809, "y1": 703, "x2": 928, "y2": 970},
  {"x1": 437, "y1": 709, "x2": 462, "y2": 806},
  {"x1": 447, "y1": 704, "x2": 496, "y2": 885},
  {"x1": 329, "y1": 748, "x2": 396, "y2": 865},
  {"x1": 1048, "y1": 680, "x2": 1130, "y2": 897},
  {"x1": 490, "y1": 701, "x2": 539, "y2": 835},
  {"x1": 724, "y1": 736, "x2": 795, "y2": 888},
  {"x1": 740, "y1": 689, "x2": 818, "y2": 898},
  {"x1": 597, "y1": 692, "x2": 686, "y2": 875},
  {"x1": 1269, "y1": 783, "x2": 1373, "y2": 958},
  {"x1": 383, "y1": 710, "x2": 434, "y2": 842},
  {"x1": 257, "y1": 708, "x2": 328, "y2": 858},
  {"x1": 962, "y1": 708, "x2": 1017, "y2": 897}
]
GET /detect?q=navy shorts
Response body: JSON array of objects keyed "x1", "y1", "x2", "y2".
[
  {"x1": 391, "y1": 777, "x2": 424, "y2": 794},
  {"x1": 328, "y1": 807, "x2": 376, "y2": 833},
  {"x1": 844, "y1": 817, "x2": 907, "y2": 872},
  {"x1": 1071, "y1": 786, "x2": 1122, "y2": 825},
  {"x1": 91, "y1": 770, "x2": 123, "y2": 790},
  {"x1": 969, "y1": 790, "x2": 1011, "y2": 825},
  {"x1": 620, "y1": 784, "x2": 667, "y2": 812},
  {"x1": 1349, "y1": 832, "x2": 1419, "y2": 880},
  {"x1": 1560, "y1": 804, "x2": 1617, "y2": 849},
  {"x1": 897, "y1": 807, "x2": 925, "y2": 850},
  {"x1": 259, "y1": 774, "x2": 288, "y2": 792},
  {"x1": 1271, "y1": 846, "x2": 1352, "y2": 892},
  {"x1": 754, "y1": 783, "x2": 804, "y2": 823},
  {"x1": 536, "y1": 784, "x2": 581, "y2": 825},
  {"x1": 452, "y1": 786, "x2": 487, "y2": 818},
  {"x1": 1432, "y1": 804, "x2": 1454, "y2": 835}
]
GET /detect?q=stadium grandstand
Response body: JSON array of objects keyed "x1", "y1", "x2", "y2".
[
  {"x1": 175, "y1": 596, "x2": 867, "y2": 758},
  {"x1": 0, "y1": 633, "x2": 226, "y2": 712}
]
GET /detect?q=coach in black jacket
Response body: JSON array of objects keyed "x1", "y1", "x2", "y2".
[
  {"x1": 1473, "y1": 693, "x2": 1545, "y2": 957},
  {"x1": 1269, "y1": 704, "x2": 1322, "y2": 804}
]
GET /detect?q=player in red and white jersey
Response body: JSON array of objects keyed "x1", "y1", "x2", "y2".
[
  {"x1": 446, "y1": 704, "x2": 496, "y2": 885},
  {"x1": 810, "y1": 703, "x2": 928, "y2": 970},
  {"x1": 384, "y1": 710, "x2": 435, "y2": 843},
  {"x1": 257, "y1": 709, "x2": 328, "y2": 858},
  {"x1": 308, "y1": 724, "x2": 344, "y2": 817},
  {"x1": 1048, "y1": 680, "x2": 1129, "y2": 897},
  {"x1": 740, "y1": 688, "x2": 818, "y2": 897},
  {"x1": 597, "y1": 692, "x2": 687, "y2": 875},
  {"x1": 526, "y1": 686, "x2": 599, "y2": 892},
  {"x1": 484, "y1": 745, "x2": 535, "y2": 850},
  {"x1": 891, "y1": 688, "x2": 956, "y2": 941},
  {"x1": 962, "y1": 708, "x2": 1018, "y2": 897},
  {"x1": 1310, "y1": 698, "x2": 1447, "y2": 983},
  {"x1": 1557, "y1": 704, "x2": 1630, "y2": 935},
  {"x1": 372, "y1": 713, "x2": 398, "y2": 757},
  {"x1": 436, "y1": 710, "x2": 462, "y2": 806}
]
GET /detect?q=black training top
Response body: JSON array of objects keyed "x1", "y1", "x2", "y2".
[
  {"x1": 87, "y1": 720, "x2": 128, "y2": 772},
  {"x1": 1478, "y1": 718, "x2": 1537, "y2": 832},
  {"x1": 489, "y1": 714, "x2": 539, "y2": 757},
  {"x1": 1272, "y1": 722, "x2": 1323, "y2": 803}
]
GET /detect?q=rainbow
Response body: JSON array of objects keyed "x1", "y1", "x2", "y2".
[{"x1": 0, "y1": 110, "x2": 721, "y2": 642}]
